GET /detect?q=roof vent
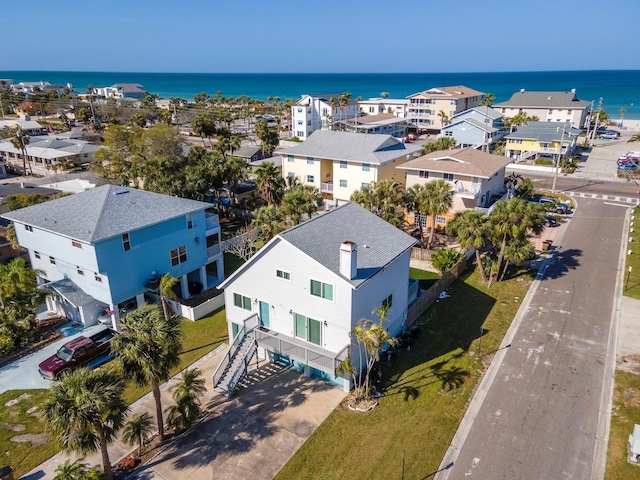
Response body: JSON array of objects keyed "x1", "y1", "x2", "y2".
[{"x1": 114, "y1": 189, "x2": 129, "y2": 195}]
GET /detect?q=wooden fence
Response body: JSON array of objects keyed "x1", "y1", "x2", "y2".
[{"x1": 406, "y1": 255, "x2": 468, "y2": 328}]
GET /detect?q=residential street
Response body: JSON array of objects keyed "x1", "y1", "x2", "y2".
[{"x1": 437, "y1": 197, "x2": 628, "y2": 479}]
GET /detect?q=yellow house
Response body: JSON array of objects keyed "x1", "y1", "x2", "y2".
[
  {"x1": 504, "y1": 121, "x2": 580, "y2": 161},
  {"x1": 276, "y1": 130, "x2": 423, "y2": 205}
]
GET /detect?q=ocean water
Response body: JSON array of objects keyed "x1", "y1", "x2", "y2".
[{"x1": 2, "y1": 70, "x2": 640, "y2": 119}]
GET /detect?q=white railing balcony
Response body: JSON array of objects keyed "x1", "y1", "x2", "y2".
[
  {"x1": 207, "y1": 244, "x2": 221, "y2": 259},
  {"x1": 205, "y1": 213, "x2": 219, "y2": 231},
  {"x1": 321, "y1": 182, "x2": 333, "y2": 193}
]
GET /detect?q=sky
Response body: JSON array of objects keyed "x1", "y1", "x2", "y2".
[{"x1": 3, "y1": 0, "x2": 639, "y2": 73}]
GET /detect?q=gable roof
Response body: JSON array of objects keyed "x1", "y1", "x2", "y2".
[
  {"x1": 398, "y1": 147, "x2": 512, "y2": 178},
  {"x1": 443, "y1": 117, "x2": 500, "y2": 134},
  {"x1": 2, "y1": 184, "x2": 211, "y2": 243},
  {"x1": 451, "y1": 106, "x2": 503, "y2": 122},
  {"x1": 494, "y1": 90, "x2": 591, "y2": 109},
  {"x1": 276, "y1": 130, "x2": 422, "y2": 165},
  {"x1": 222, "y1": 202, "x2": 416, "y2": 289}
]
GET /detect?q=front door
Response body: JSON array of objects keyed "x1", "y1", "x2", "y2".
[{"x1": 259, "y1": 301, "x2": 270, "y2": 328}]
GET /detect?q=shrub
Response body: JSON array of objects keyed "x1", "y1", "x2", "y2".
[{"x1": 431, "y1": 248, "x2": 462, "y2": 274}]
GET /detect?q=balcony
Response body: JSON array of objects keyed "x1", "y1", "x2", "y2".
[
  {"x1": 205, "y1": 212, "x2": 219, "y2": 231},
  {"x1": 454, "y1": 182, "x2": 482, "y2": 199},
  {"x1": 321, "y1": 182, "x2": 334, "y2": 193},
  {"x1": 253, "y1": 327, "x2": 349, "y2": 377},
  {"x1": 207, "y1": 243, "x2": 221, "y2": 259}
]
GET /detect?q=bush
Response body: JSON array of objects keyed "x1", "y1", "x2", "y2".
[
  {"x1": 431, "y1": 248, "x2": 462, "y2": 274},
  {"x1": 534, "y1": 159, "x2": 553, "y2": 166}
]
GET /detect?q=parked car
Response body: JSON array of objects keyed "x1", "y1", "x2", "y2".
[
  {"x1": 38, "y1": 328, "x2": 115, "y2": 379},
  {"x1": 599, "y1": 130, "x2": 620, "y2": 139},
  {"x1": 539, "y1": 197, "x2": 569, "y2": 214},
  {"x1": 618, "y1": 156, "x2": 639, "y2": 166},
  {"x1": 618, "y1": 163, "x2": 639, "y2": 171},
  {"x1": 544, "y1": 215, "x2": 558, "y2": 227}
]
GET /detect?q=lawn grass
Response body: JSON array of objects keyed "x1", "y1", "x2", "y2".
[
  {"x1": 275, "y1": 267, "x2": 533, "y2": 480},
  {"x1": 624, "y1": 206, "x2": 640, "y2": 299},
  {"x1": 0, "y1": 308, "x2": 229, "y2": 478},
  {"x1": 605, "y1": 367, "x2": 640, "y2": 480},
  {"x1": 410, "y1": 267, "x2": 440, "y2": 290}
]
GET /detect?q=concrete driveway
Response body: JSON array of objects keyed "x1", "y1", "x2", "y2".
[
  {"x1": 130, "y1": 361, "x2": 345, "y2": 480},
  {"x1": 0, "y1": 324, "x2": 107, "y2": 394}
]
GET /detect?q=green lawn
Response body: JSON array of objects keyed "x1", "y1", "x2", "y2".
[
  {"x1": 606, "y1": 368, "x2": 640, "y2": 480},
  {"x1": 275, "y1": 267, "x2": 533, "y2": 480},
  {"x1": 0, "y1": 308, "x2": 229, "y2": 478},
  {"x1": 624, "y1": 207, "x2": 640, "y2": 299},
  {"x1": 410, "y1": 267, "x2": 440, "y2": 290}
]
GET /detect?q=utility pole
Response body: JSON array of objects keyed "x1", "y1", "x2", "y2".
[
  {"x1": 552, "y1": 122, "x2": 566, "y2": 193},
  {"x1": 585, "y1": 101, "x2": 594, "y2": 147}
]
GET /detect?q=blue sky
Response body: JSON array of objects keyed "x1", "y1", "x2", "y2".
[{"x1": 4, "y1": 0, "x2": 639, "y2": 73}]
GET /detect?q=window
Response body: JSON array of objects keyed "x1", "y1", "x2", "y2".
[
  {"x1": 186, "y1": 213, "x2": 193, "y2": 229},
  {"x1": 435, "y1": 216, "x2": 447, "y2": 224},
  {"x1": 295, "y1": 313, "x2": 322, "y2": 346},
  {"x1": 419, "y1": 171, "x2": 429, "y2": 179},
  {"x1": 297, "y1": 107, "x2": 303, "y2": 112},
  {"x1": 306, "y1": 175, "x2": 314, "y2": 183},
  {"x1": 297, "y1": 120, "x2": 303, "y2": 125},
  {"x1": 233, "y1": 293, "x2": 251, "y2": 311},
  {"x1": 443, "y1": 173, "x2": 454, "y2": 181},
  {"x1": 288, "y1": 155, "x2": 294, "y2": 162},
  {"x1": 339, "y1": 179, "x2": 347, "y2": 188},
  {"x1": 170, "y1": 246, "x2": 187, "y2": 266},
  {"x1": 339, "y1": 160, "x2": 347, "y2": 169},
  {"x1": 362, "y1": 182, "x2": 370, "y2": 188},
  {"x1": 122, "y1": 233, "x2": 131, "y2": 251},
  {"x1": 322, "y1": 108, "x2": 328, "y2": 116},
  {"x1": 307, "y1": 120, "x2": 311, "y2": 126},
  {"x1": 444, "y1": 131, "x2": 453, "y2": 137},
  {"x1": 548, "y1": 109, "x2": 553, "y2": 114},
  {"x1": 276, "y1": 269, "x2": 291, "y2": 280},
  {"x1": 49, "y1": 256, "x2": 56, "y2": 265},
  {"x1": 72, "y1": 240, "x2": 82, "y2": 248},
  {"x1": 382, "y1": 294, "x2": 393, "y2": 310},
  {"x1": 307, "y1": 157, "x2": 314, "y2": 165},
  {"x1": 24, "y1": 225, "x2": 33, "y2": 232},
  {"x1": 362, "y1": 163, "x2": 371, "y2": 172},
  {"x1": 94, "y1": 273, "x2": 102, "y2": 283},
  {"x1": 310, "y1": 279, "x2": 333, "y2": 301},
  {"x1": 296, "y1": 131, "x2": 304, "y2": 137},
  {"x1": 77, "y1": 266, "x2": 84, "y2": 276},
  {"x1": 510, "y1": 139, "x2": 523, "y2": 144}
]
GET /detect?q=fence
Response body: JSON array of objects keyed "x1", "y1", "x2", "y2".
[{"x1": 406, "y1": 255, "x2": 468, "y2": 328}]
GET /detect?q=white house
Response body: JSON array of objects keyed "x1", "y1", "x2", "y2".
[
  {"x1": 291, "y1": 93, "x2": 359, "y2": 140},
  {"x1": 213, "y1": 202, "x2": 417, "y2": 395},
  {"x1": 93, "y1": 83, "x2": 146, "y2": 100},
  {"x1": 358, "y1": 98, "x2": 410, "y2": 118}
]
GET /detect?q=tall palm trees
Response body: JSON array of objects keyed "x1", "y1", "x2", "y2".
[
  {"x1": 111, "y1": 304, "x2": 183, "y2": 443},
  {"x1": 10, "y1": 128, "x2": 31, "y2": 175},
  {"x1": 447, "y1": 210, "x2": 491, "y2": 284},
  {"x1": 423, "y1": 179, "x2": 454, "y2": 248},
  {"x1": 255, "y1": 161, "x2": 285, "y2": 205},
  {"x1": 350, "y1": 179, "x2": 405, "y2": 226},
  {"x1": 41, "y1": 367, "x2": 128, "y2": 480},
  {"x1": 122, "y1": 412, "x2": 155, "y2": 457}
]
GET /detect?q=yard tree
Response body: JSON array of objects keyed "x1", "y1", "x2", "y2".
[
  {"x1": 10, "y1": 128, "x2": 31, "y2": 175},
  {"x1": 479, "y1": 93, "x2": 495, "y2": 107},
  {"x1": 351, "y1": 179, "x2": 404, "y2": 226},
  {"x1": 447, "y1": 209, "x2": 491, "y2": 284},
  {"x1": 403, "y1": 184, "x2": 428, "y2": 247},
  {"x1": 122, "y1": 412, "x2": 155, "y2": 457},
  {"x1": 111, "y1": 304, "x2": 183, "y2": 443},
  {"x1": 423, "y1": 179, "x2": 454, "y2": 249},
  {"x1": 41, "y1": 367, "x2": 128, "y2": 480},
  {"x1": 159, "y1": 273, "x2": 179, "y2": 321},
  {"x1": 422, "y1": 137, "x2": 457, "y2": 153},
  {"x1": 252, "y1": 204, "x2": 286, "y2": 241},
  {"x1": 281, "y1": 185, "x2": 322, "y2": 225},
  {"x1": 165, "y1": 368, "x2": 207, "y2": 432},
  {"x1": 191, "y1": 113, "x2": 217, "y2": 147},
  {"x1": 255, "y1": 161, "x2": 285, "y2": 205}
]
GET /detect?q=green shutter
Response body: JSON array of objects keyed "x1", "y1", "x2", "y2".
[
  {"x1": 295, "y1": 314, "x2": 306, "y2": 339},
  {"x1": 308, "y1": 318, "x2": 321, "y2": 346}
]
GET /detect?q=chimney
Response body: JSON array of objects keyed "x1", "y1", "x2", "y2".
[{"x1": 340, "y1": 241, "x2": 357, "y2": 280}]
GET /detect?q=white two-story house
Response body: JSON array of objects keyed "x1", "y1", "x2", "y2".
[
  {"x1": 2, "y1": 185, "x2": 224, "y2": 329},
  {"x1": 276, "y1": 130, "x2": 423, "y2": 205},
  {"x1": 291, "y1": 93, "x2": 359, "y2": 140},
  {"x1": 213, "y1": 202, "x2": 417, "y2": 394},
  {"x1": 399, "y1": 147, "x2": 513, "y2": 227}
]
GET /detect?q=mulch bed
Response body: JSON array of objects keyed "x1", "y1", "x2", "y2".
[{"x1": 0, "y1": 316, "x2": 68, "y2": 370}]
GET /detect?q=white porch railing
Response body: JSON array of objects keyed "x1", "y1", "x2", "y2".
[{"x1": 211, "y1": 313, "x2": 259, "y2": 389}]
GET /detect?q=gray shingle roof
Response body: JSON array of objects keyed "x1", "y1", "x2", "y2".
[
  {"x1": 494, "y1": 90, "x2": 591, "y2": 109},
  {"x1": 504, "y1": 121, "x2": 581, "y2": 142},
  {"x1": 276, "y1": 130, "x2": 423, "y2": 165},
  {"x1": 1, "y1": 184, "x2": 211, "y2": 243},
  {"x1": 279, "y1": 202, "x2": 416, "y2": 288}
]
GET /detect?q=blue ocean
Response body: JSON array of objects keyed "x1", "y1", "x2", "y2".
[{"x1": 2, "y1": 70, "x2": 640, "y2": 119}]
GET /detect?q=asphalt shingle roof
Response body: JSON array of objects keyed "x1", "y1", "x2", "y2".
[
  {"x1": 276, "y1": 130, "x2": 423, "y2": 165},
  {"x1": 279, "y1": 202, "x2": 416, "y2": 288},
  {"x1": 1, "y1": 184, "x2": 211, "y2": 243},
  {"x1": 398, "y1": 147, "x2": 512, "y2": 178},
  {"x1": 494, "y1": 90, "x2": 591, "y2": 109},
  {"x1": 504, "y1": 122, "x2": 581, "y2": 142}
]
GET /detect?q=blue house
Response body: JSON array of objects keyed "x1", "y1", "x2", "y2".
[
  {"x1": 2, "y1": 185, "x2": 224, "y2": 330},
  {"x1": 440, "y1": 107, "x2": 506, "y2": 150}
]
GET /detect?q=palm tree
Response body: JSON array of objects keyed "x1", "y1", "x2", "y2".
[
  {"x1": 122, "y1": 412, "x2": 155, "y2": 456},
  {"x1": 448, "y1": 210, "x2": 491, "y2": 284},
  {"x1": 479, "y1": 93, "x2": 495, "y2": 107},
  {"x1": 41, "y1": 367, "x2": 128, "y2": 480},
  {"x1": 0, "y1": 257, "x2": 39, "y2": 311},
  {"x1": 438, "y1": 110, "x2": 449, "y2": 129},
  {"x1": 423, "y1": 179, "x2": 453, "y2": 248},
  {"x1": 111, "y1": 304, "x2": 183, "y2": 443},
  {"x1": 165, "y1": 368, "x2": 206, "y2": 432},
  {"x1": 10, "y1": 128, "x2": 31, "y2": 175},
  {"x1": 620, "y1": 107, "x2": 626, "y2": 127},
  {"x1": 328, "y1": 96, "x2": 340, "y2": 129},
  {"x1": 53, "y1": 459, "x2": 90, "y2": 480},
  {"x1": 403, "y1": 184, "x2": 428, "y2": 247},
  {"x1": 252, "y1": 204, "x2": 286, "y2": 240},
  {"x1": 159, "y1": 273, "x2": 179, "y2": 321},
  {"x1": 255, "y1": 161, "x2": 284, "y2": 205},
  {"x1": 281, "y1": 185, "x2": 322, "y2": 224}
]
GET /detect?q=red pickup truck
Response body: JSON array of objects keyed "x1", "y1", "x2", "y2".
[{"x1": 38, "y1": 328, "x2": 115, "y2": 379}]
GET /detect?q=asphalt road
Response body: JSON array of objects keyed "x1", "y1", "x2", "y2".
[{"x1": 438, "y1": 198, "x2": 627, "y2": 479}]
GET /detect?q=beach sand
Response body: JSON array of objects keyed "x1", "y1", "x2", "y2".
[{"x1": 613, "y1": 118, "x2": 640, "y2": 131}]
